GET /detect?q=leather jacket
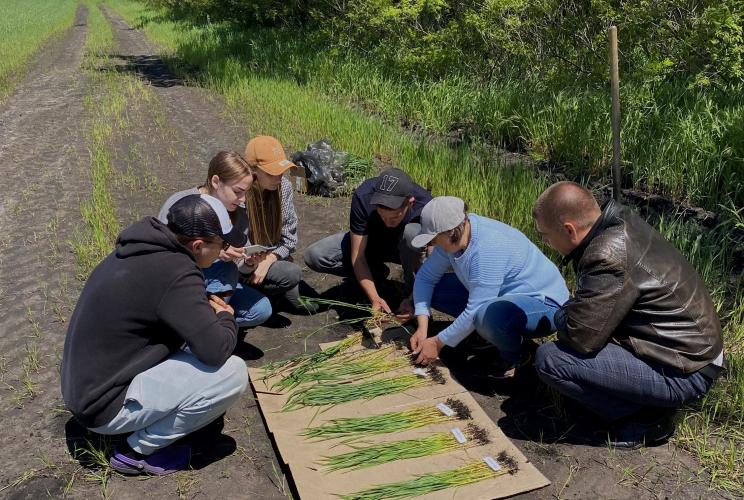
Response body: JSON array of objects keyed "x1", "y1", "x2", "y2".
[{"x1": 555, "y1": 199, "x2": 723, "y2": 374}]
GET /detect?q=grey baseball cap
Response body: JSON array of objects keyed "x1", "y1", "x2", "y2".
[{"x1": 411, "y1": 196, "x2": 466, "y2": 248}]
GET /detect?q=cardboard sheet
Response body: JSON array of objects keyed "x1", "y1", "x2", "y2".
[
  {"x1": 287, "y1": 441, "x2": 547, "y2": 499},
  {"x1": 249, "y1": 336, "x2": 550, "y2": 498},
  {"x1": 270, "y1": 391, "x2": 547, "y2": 499}
]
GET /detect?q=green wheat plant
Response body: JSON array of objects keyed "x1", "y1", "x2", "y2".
[
  {"x1": 262, "y1": 332, "x2": 362, "y2": 389},
  {"x1": 283, "y1": 366, "x2": 445, "y2": 411},
  {"x1": 303, "y1": 398, "x2": 472, "y2": 441},
  {"x1": 321, "y1": 424, "x2": 489, "y2": 472},
  {"x1": 280, "y1": 345, "x2": 411, "y2": 390},
  {"x1": 339, "y1": 452, "x2": 518, "y2": 499}
]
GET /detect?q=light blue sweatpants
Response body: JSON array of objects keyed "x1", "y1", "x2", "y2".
[{"x1": 90, "y1": 349, "x2": 249, "y2": 455}]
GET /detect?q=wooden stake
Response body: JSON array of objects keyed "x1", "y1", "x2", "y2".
[{"x1": 609, "y1": 26, "x2": 622, "y2": 201}]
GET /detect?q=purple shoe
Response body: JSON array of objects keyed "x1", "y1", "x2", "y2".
[{"x1": 110, "y1": 445, "x2": 191, "y2": 476}]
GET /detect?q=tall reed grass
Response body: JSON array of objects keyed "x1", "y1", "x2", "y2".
[{"x1": 0, "y1": 0, "x2": 77, "y2": 100}]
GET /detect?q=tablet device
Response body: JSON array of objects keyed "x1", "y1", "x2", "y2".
[{"x1": 243, "y1": 245, "x2": 275, "y2": 257}]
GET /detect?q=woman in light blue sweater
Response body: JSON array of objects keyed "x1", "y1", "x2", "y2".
[{"x1": 410, "y1": 196, "x2": 569, "y2": 378}]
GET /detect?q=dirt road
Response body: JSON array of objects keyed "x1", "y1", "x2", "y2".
[{"x1": 0, "y1": 5, "x2": 726, "y2": 499}]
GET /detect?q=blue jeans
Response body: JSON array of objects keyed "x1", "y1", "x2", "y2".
[
  {"x1": 535, "y1": 341, "x2": 713, "y2": 421},
  {"x1": 90, "y1": 349, "x2": 248, "y2": 455},
  {"x1": 204, "y1": 260, "x2": 272, "y2": 327},
  {"x1": 430, "y1": 273, "x2": 560, "y2": 363}
]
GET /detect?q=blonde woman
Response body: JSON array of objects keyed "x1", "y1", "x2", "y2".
[
  {"x1": 241, "y1": 136, "x2": 314, "y2": 313},
  {"x1": 158, "y1": 151, "x2": 272, "y2": 327}
]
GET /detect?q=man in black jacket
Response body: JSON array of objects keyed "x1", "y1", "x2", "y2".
[
  {"x1": 532, "y1": 182, "x2": 724, "y2": 448},
  {"x1": 61, "y1": 194, "x2": 249, "y2": 475}
]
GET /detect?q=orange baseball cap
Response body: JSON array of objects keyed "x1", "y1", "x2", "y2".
[{"x1": 244, "y1": 135, "x2": 296, "y2": 175}]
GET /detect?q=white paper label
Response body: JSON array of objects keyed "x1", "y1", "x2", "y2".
[
  {"x1": 450, "y1": 427, "x2": 467, "y2": 444},
  {"x1": 436, "y1": 402, "x2": 455, "y2": 417},
  {"x1": 483, "y1": 456, "x2": 502, "y2": 472},
  {"x1": 413, "y1": 367, "x2": 427, "y2": 377}
]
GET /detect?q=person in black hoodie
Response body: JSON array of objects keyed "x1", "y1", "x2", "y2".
[{"x1": 61, "y1": 194, "x2": 249, "y2": 476}]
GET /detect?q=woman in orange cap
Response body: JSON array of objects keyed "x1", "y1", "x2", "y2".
[{"x1": 241, "y1": 136, "x2": 315, "y2": 314}]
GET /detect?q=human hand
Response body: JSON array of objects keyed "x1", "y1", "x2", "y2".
[
  {"x1": 219, "y1": 245, "x2": 245, "y2": 262},
  {"x1": 409, "y1": 327, "x2": 427, "y2": 353},
  {"x1": 248, "y1": 256, "x2": 274, "y2": 285},
  {"x1": 413, "y1": 336, "x2": 443, "y2": 366},
  {"x1": 395, "y1": 297, "x2": 413, "y2": 323},
  {"x1": 370, "y1": 296, "x2": 392, "y2": 319},
  {"x1": 208, "y1": 294, "x2": 234, "y2": 316}
]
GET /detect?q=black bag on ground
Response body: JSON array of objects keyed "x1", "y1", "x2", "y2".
[{"x1": 291, "y1": 139, "x2": 350, "y2": 197}]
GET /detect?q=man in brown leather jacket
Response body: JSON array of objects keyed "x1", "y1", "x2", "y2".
[{"x1": 532, "y1": 181, "x2": 724, "y2": 448}]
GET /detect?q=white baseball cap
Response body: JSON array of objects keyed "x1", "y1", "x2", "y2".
[{"x1": 166, "y1": 194, "x2": 247, "y2": 248}]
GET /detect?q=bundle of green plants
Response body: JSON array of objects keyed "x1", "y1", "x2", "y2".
[
  {"x1": 303, "y1": 398, "x2": 472, "y2": 440},
  {"x1": 283, "y1": 366, "x2": 445, "y2": 411},
  {"x1": 282, "y1": 345, "x2": 411, "y2": 389},
  {"x1": 262, "y1": 332, "x2": 362, "y2": 388},
  {"x1": 290, "y1": 297, "x2": 404, "y2": 350},
  {"x1": 321, "y1": 423, "x2": 489, "y2": 472},
  {"x1": 300, "y1": 297, "x2": 401, "y2": 331},
  {"x1": 339, "y1": 452, "x2": 518, "y2": 500}
]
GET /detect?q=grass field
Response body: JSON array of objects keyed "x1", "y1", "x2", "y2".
[
  {"x1": 0, "y1": 0, "x2": 78, "y2": 100},
  {"x1": 103, "y1": 5, "x2": 742, "y2": 213}
]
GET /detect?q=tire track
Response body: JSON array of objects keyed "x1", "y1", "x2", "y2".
[{"x1": 0, "y1": 5, "x2": 91, "y2": 495}]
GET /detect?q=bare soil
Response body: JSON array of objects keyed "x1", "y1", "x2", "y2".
[{"x1": 0, "y1": 6, "x2": 729, "y2": 499}]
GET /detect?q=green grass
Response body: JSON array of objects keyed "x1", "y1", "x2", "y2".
[
  {"x1": 0, "y1": 0, "x2": 77, "y2": 100},
  {"x1": 72, "y1": 2, "x2": 122, "y2": 279},
  {"x1": 83, "y1": 0, "x2": 115, "y2": 58},
  {"x1": 101, "y1": 5, "x2": 742, "y2": 211},
  {"x1": 106, "y1": 0, "x2": 744, "y2": 493}
]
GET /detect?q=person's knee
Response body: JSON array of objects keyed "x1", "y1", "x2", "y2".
[
  {"x1": 534, "y1": 341, "x2": 570, "y2": 384},
  {"x1": 285, "y1": 263, "x2": 302, "y2": 288},
  {"x1": 222, "y1": 356, "x2": 249, "y2": 396},
  {"x1": 240, "y1": 296, "x2": 272, "y2": 326},
  {"x1": 473, "y1": 300, "x2": 526, "y2": 337},
  {"x1": 303, "y1": 242, "x2": 322, "y2": 271},
  {"x1": 253, "y1": 296, "x2": 273, "y2": 324},
  {"x1": 534, "y1": 342, "x2": 555, "y2": 374}
]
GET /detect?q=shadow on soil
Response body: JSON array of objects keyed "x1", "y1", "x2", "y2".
[
  {"x1": 433, "y1": 328, "x2": 614, "y2": 448},
  {"x1": 64, "y1": 416, "x2": 238, "y2": 472},
  {"x1": 105, "y1": 54, "x2": 185, "y2": 88}
]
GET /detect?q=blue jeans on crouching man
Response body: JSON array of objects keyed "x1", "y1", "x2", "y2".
[
  {"x1": 534, "y1": 341, "x2": 713, "y2": 422},
  {"x1": 91, "y1": 349, "x2": 248, "y2": 454},
  {"x1": 430, "y1": 273, "x2": 560, "y2": 364},
  {"x1": 203, "y1": 260, "x2": 272, "y2": 327}
]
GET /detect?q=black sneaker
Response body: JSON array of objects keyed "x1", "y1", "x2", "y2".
[
  {"x1": 485, "y1": 352, "x2": 533, "y2": 380},
  {"x1": 596, "y1": 409, "x2": 677, "y2": 449},
  {"x1": 457, "y1": 334, "x2": 498, "y2": 353}
]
